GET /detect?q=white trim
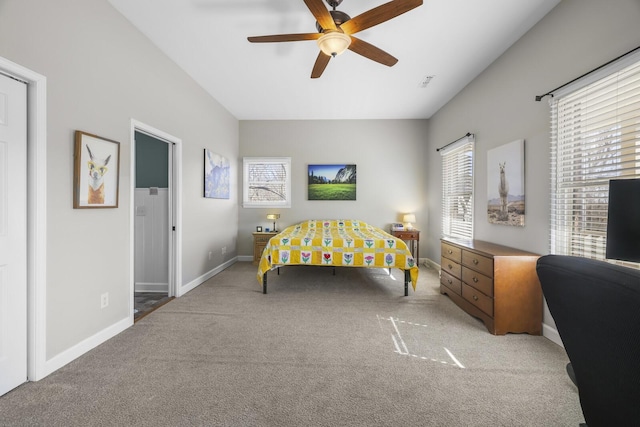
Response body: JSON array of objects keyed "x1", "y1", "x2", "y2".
[
  {"x1": 134, "y1": 283, "x2": 169, "y2": 293},
  {"x1": 181, "y1": 257, "x2": 237, "y2": 295},
  {"x1": 423, "y1": 258, "x2": 439, "y2": 271},
  {"x1": 542, "y1": 323, "x2": 563, "y2": 348},
  {"x1": 129, "y1": 120, "x2": 183, "y2": 314},
  {"x1": 0, "y1": 56, "x2": 48, "y2": 381},
  {"x1": 237, "y1": 255, "x2": 253, "y2": 262},
  {"x1": 42, "y1": 316, "x2": 130, "y2": 376}
]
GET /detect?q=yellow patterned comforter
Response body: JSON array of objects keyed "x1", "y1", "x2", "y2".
[{"x1": 257, "y1": 219, "x2": 418, "y2": 290}]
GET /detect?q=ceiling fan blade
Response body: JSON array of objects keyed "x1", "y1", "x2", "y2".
[
  {"x1": 311, "y1": 52, "x2": 331, "y2": 79},
  {"x1": 304, "y1": 0, "x2": 337, "y2": 31},
  {"x1": 248, "y1": 33, "x2": 321, "y2": 43},
  {"x1": 340, "y1": 0, "x2": 422, "y2": 35},
  {"x1": 348, "y1": 37, "x2": 398, "y2": 67}
]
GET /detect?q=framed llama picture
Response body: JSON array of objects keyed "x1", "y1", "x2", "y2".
[
  {"x1": 73, "y1": 131, "x2": 120, "y2": 208},
  {"x1": 204, "y1": 149, "x2": 230, "y2": 199},
  {"x1": 487, "y1": 139, "x2": 525, "y2": 226}
]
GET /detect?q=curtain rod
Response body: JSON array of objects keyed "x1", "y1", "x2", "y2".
[
  {"x1": 436, "y1": 132, "x2": 472, "y2": 152},
  {"x1": 535, "y1": 45, "x2": 640, "y2": 101}
]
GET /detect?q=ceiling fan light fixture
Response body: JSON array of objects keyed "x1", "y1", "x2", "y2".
[{"x1": 317, "y1": 31, "x2": 351, "y2": 57}]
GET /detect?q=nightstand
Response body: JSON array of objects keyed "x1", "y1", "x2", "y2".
[
  {"x1": 252, "y1": 232, "x2": 278, "y2": 265},
  {"x1": 391, "y1": 229, "x2": 420, "y2": 266}
]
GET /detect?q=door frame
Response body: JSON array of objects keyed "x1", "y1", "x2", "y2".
[
  {"x1": 0, "y1": 57, "x2": 48, "y2": 381},
  {"x1": 129, "y1": 120, "x2": 182, "y2": 317}
]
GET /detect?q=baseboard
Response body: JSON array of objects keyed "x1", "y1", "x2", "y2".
[
  {"x1": 422, "y1": 258, "x2": 439, "y2": 270},
  {"x1": 40, "y1": 315, "x2": 131, "y2": 380},
  {"x1": 36, "y1": 258, "x2": 238, "y2": 382},
  {"x1": 134, "y1": 282, "x2": 169, "y2": 293},
  {"x1": 180, "y1": 256, "x2": 238, "y2": 295},
  {"x1": 543, "y1": 323, "x2": 564, "y2": 348},
  {"x1": 237, "y1": 255, "x2": 253, "y2": 262}
]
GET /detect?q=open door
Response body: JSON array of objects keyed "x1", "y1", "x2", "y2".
[{"x1": 131, "y1": 121, "x2": 182, "y2": 321}]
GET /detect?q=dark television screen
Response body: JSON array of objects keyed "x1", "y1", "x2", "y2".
[{"x1": 606, "y1": 178, "x2": 640, "y2": 263}]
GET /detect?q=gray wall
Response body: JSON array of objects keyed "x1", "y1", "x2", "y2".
[
  {"x1": 238, "y1": 119, "x2": 429, "y2": 257},
  {"x1": 424, "y1": 0, "x2": 640, "y2": 332},
  {"x1": 425, "y1": 0, "x2": 640, "y2": 260},
  {"x1": 0, "y1": 0, "x2": 238, "y2": 359}
]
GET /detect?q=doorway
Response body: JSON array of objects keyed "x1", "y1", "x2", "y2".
[{"x1": 131, "y1": 121, "x2": 182, "y2": 322}]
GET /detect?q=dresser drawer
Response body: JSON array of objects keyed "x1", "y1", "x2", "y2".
[
  {"x1": 462, "y1": 267, "x2": 493, "y2": 297},
  {"x1": 462, "y1": 250, "x2": 494, "y2": 277},
  {"x1": 441, "y1": 257, "x2": 461, "y2": 279},
  {"x1": 441, "y1": 242, "x2": 462, "y2": 263},
  {"x1": 462, "y1": 283, "x2": 493, "y2": 317},
  {"x1": 440, "y1": 270, "x2": 462, "y2": 295}
]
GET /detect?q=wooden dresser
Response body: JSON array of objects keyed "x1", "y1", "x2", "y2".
[
  {"x1": 252, "y1": 232, "x2": 278, "y2": 265},
  {"x1": 440, "y1": 238, "x2": 542, "y2": 335}
]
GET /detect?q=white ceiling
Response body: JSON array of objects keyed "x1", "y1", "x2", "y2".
[{"x1": 108, "y1": 0, "x2": 560, "y2": 120}]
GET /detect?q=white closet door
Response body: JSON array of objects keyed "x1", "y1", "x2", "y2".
[{"x1": 0, "y1": 72, "x2": 27, "y2": 396}]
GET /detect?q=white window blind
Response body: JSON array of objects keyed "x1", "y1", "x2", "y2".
[
  {"x1": 243, "y1": 157, "x2": 291, "y2": 208},
  {"x1": 441, "y1": 135, "x2": 474, "y2": 239},
  {"x1": 550, "y1": 57, "x2": 640, "y2": 268}
]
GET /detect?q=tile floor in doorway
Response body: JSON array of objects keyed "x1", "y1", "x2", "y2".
[{"x1": 134, "y1": 292, "x2": 173, "y2": 322}]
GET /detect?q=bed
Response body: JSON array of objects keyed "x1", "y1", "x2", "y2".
[{"x1": 257, "y1": 219, "x2": 419, "y2": 295}]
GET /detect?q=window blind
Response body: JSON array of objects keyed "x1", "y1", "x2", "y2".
[
  {"x1": 242, "y1": 157, "x2": 291, "y2": 208},
  {"x1": 550, "y1": 58, "x2": 640, "y2": 268},
  {"x1": 441, "y1": 135, "x2": 474, "y2": 239}
]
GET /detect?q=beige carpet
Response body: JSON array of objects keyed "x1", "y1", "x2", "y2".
[{"x1": 0, "y1": 262, "x2": 584, "y2": 426}]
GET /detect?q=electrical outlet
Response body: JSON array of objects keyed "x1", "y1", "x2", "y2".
[
  {"x1": 100, "y1": 292, "x2": 109, "y2": 309},
  {"x1": 222, "y1": 246, "x2": 227, "y2": 255},
  {"x1": 208, "y1": 251, "x2": 212, "y2": 260}
]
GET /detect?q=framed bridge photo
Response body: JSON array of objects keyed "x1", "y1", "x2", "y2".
[
  {"x1": 73, "y1": 130, "x2": 121, "y2": 208},
  {"x1": 487, "y1": 139, "x2": 525, "y2": 226}
]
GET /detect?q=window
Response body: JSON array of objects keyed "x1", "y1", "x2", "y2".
[
  {"x1": 243, "y1": 157, "x2": 291, "y2": 208},
  {"x1": 441, "y1": 135, "x2": 474, "y2": 239},
  {"x1": 550, "y1": 55, "x2": 640, "y2": 268}
]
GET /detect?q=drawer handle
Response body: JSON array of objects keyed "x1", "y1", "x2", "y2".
[
  {"x1": 472, "y1": 258, "x2": 479, "y2": 265},
  {"x1": 472, "y1": 276, "x2": 479, "y2": 283},
  {"x1": 447, "y1": 279, "x2": 452, "y2": 284},
  {"x1": 447, "y1": 249, "x2": 453, "y2": 254},
  {"x1": 448, "y1": 264, "x2": 453, "y2": 270},
  {"x1": 473, "y1": 295, "x2": 479, "y2": 301}
]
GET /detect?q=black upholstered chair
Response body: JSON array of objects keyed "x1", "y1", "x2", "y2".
[{"x1": 536, "y1": 255, "x2": 640, "y2": 426}]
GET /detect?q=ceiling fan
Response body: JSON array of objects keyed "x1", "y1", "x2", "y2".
[{"x1": 247, "y1": 0, "x2": 423, "y2": 78}]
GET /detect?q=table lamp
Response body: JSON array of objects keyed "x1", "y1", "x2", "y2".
[
  {"x1": 267, "y1": 213, "x2": 280, "y2": 232},
  {"x1": 403, "y1": 213, "x2": 416, "y2": 230}
]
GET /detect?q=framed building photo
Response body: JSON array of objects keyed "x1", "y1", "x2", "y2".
[
  {"x1": 308, "y1": 164, "x2": 357, "y2": 200},
  {"x1": 73, "y1": 131, "x2": 120, "y2": 208},
  {"x1": 487, "y1": 139, "x2": 525, "y2": 226}
]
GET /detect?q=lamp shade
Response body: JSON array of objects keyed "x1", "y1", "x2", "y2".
[
  {"x1": 403, "y1": 214, "x2": 416, "y2": 224},
  {"x1": 317, "y1": 31, "x2": 351, "y2": 57},
  {"x1": 266, "y1": 213, "x2": 280, "y2": 220}
]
